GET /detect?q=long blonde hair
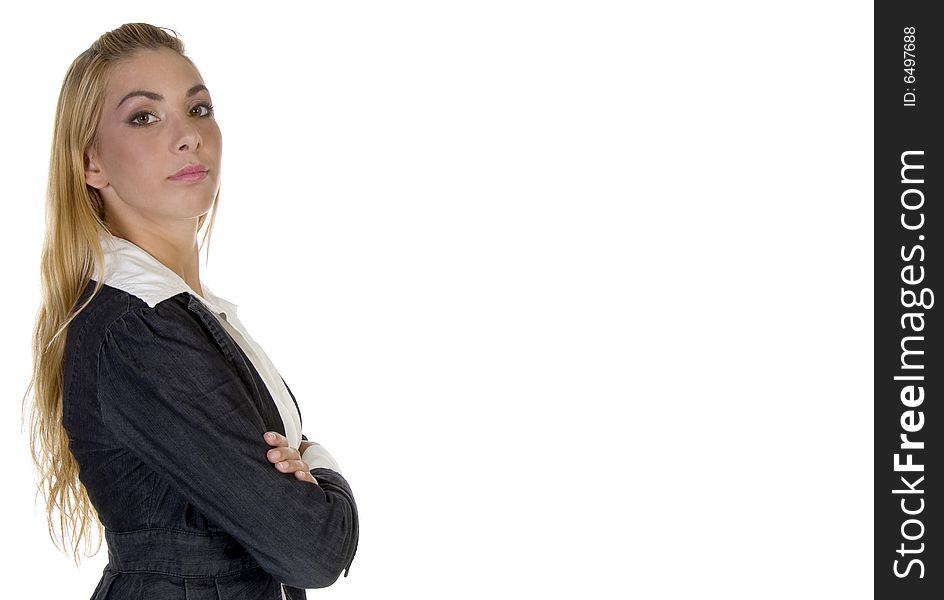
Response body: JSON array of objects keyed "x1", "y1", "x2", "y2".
[{"x1": 21, "y1": 22, "x2": 222, "y2": 565}]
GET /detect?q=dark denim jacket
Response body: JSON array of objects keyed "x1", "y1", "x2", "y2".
[{"x1": 63, "y1": 279, "x2": 359, "y2": 599}]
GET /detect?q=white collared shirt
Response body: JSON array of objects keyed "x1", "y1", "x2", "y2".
[{"x1": 91, "y1": 230, "x2": 341, "y2": 475}]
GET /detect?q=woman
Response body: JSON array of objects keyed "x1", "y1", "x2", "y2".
[{"x1": 22, "y1": 23, "x2": 358, "y2": 600}]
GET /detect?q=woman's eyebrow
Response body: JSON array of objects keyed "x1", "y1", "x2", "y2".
[{"x1": 115, "y1": 84, "x2": 209, "y2": 111}]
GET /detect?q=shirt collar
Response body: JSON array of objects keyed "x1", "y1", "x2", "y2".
[{"x1": 92, "y1": 230, "x2": 238, "y2": 320}]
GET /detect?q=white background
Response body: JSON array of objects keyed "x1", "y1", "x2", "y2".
[{"x1": 1, "y1": 2, "x2": 872, "y2": 598}]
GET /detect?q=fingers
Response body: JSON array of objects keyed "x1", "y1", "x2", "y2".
[
  {"x1": 273, "y1": 458, "x2": 308, "y2": 473},
  {"x1": 263, "y1": 432, "x2": 317, "y2": 484},
  {"x1": 267, "y1": 446, "x2": 300, "y2": 463},
  {"x1": 276, "y1": 459, "x2": 319, "y2": 485},
  {"x1": 264, "y1": 432, "x2": 301, "y2": 463},
  {"x1": 294, "y1": 469, "x2": 319, "y2": 485},
  {"x1": 264, "y1": 431, "x2": 287, "y2": 447}
]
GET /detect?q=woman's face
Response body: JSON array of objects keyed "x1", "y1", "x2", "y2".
[{"x1": 85, "y1": 47, "x2": 222, "y2": 231}]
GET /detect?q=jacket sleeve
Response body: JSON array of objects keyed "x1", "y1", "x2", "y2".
[{"x1": 96, "y1": 305, "x2": 358, "y2": 588}]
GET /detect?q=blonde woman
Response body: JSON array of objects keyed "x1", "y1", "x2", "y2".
[{"x1": 23, "y1": 23, "x2": 358, "y2": 600}]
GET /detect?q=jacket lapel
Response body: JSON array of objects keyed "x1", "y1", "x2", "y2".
[{"x1": 185, "y1": 295, "x2": 287, "y2": 438}]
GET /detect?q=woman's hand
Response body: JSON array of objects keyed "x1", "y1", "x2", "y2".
[{"x1": 263, "y1": 431, "x2": 318, "y2": 484}]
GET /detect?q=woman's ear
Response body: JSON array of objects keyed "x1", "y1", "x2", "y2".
[{"x1": 85, "y1": 148, "x2": 107, "y2": 190}]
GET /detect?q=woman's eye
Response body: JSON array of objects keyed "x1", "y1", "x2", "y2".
[
  {"x1": 129, "y1": 112, "x2": 156, "y2": 126},
  {"x1": 192, "y1": 102, "x2": 215, "y2": 117},
  {"x1": 196, "y1": 103, "x2": 214, "y2": 116}
]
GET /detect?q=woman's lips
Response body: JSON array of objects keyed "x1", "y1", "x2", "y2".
[{"x1": 169, "y1": 170, "x2": 208, "y2": 182}]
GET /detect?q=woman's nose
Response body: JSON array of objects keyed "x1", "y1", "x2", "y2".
[{"x1": 173, "y1": 119, "x2": 202, "y2": 152}]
